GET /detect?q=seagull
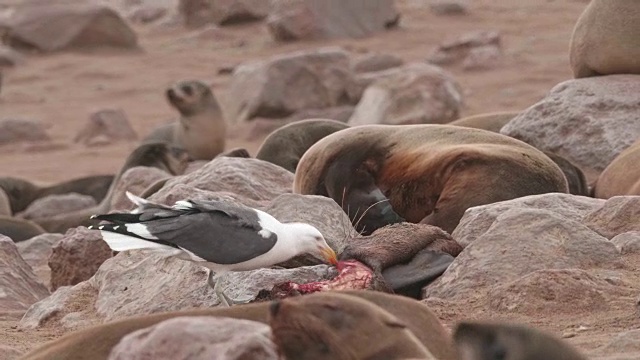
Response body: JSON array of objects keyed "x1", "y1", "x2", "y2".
[{"x1": 87, "y1": 192, "x2": 338, "y2": 307}]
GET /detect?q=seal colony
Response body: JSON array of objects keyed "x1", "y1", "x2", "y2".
[
  {"x1": 294, "y1": 124, "x2": 569, "y2": 235},
  {"x1": 88, "y1": 192, "x2": 338, "y2": 306}
]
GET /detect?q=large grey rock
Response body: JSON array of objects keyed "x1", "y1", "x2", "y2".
[
  {"x1": 266, "y1": 0, "x2": 400, "y2": 42},
  {"x1": 583, "y1": 196, "x2": 640, "y2": 239},
  {"x1": 179, "y1": 0, "x2": 269, "y2": 28},
  {"x1": 452, "y1": 193, "x2": 605, "y2": 247},
  {"x1": 19, "y1": 193, "x2": 97, "y2": 221},
  {"x1": 225, "y1": 47, "x2": 353, "y2": 123},
  {"x1": 0, "y1": 235, "x2": 49, "y2": 318},
  {"x1": 348, "y1": 63, "x2": 463, "y2": 126},
  {"x1": 74, "y1": 109, "x2": 138, "y2": 147},
  {"x1": 150, "y1": 157, "x2": 294, "y2": 204},
  {"x1": 500, "y1": 75, "x2": 640, "y2": 175},
  {"x1": 20, "y1": 248, "x2": 334, "y2": 328},
  {"x1": 110, "y1": 166, "x2": 171, "y2": 211},
  {"x1": 108, "y1": 316, "x2": 279, "y2": 360},
  {"x1": 0, "y1": 118, "x2": 50, "y2": 145},
  {"x1": 3, "y1": 3, "x2": 139, "y2": 52},
  {"x1": 425, "y1": 208, "x2": 620, "y2": 301}
]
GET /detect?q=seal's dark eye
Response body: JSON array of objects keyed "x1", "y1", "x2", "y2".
[{"x1": 181, "y1": 84, "x2": 193, "y2": 96}]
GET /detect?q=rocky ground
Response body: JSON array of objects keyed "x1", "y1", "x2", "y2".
[{"x1": 2, "y1": 0, "x2": 639, "y2": 359}]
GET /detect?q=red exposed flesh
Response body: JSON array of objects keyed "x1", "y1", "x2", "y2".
[{"x1": 271, "y1": 260, "x2": 374, "y2": 297}]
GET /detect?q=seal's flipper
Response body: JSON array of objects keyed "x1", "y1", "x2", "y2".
[{"x1": 382, "y1": 249, "x2": 454, "y2": 299}]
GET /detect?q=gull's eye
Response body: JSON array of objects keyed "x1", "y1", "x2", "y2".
[{"x1": 315, "y1": 236, "x2": 322, "y2": 241}]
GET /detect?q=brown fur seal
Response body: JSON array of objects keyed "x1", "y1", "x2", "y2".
[
  {"x1": 143, "y1": 80, "x2": 227, "y2": 160},
  {"x1": 269, "y1": 292, "x2": 437, "y2": 360},
  {"x1": 19, "y1": 290, "x2": 456, "y2": 360},
  {"x1": 255, "y1": 118, "x2": 350, "y2": 173},
  {"x1": 0, "y1": 175, "x2": 114, "y2": 215},
  {"x1": 454, "y1": 321, "x2": 587, "y2": 360},
  {"x1": 448, "y1": 113, "x2": 589, "y2": 196},
  {"x1": 293, "y1": 124, "x2": 569, "y2": 235},
  {"x1": 569, "y1": 0, "x2": 640, "y2": 78},
  {"x1": 33, "y1": 142, "x2": 189, "y2": 233},
  {"x1": 593, "y1": 138, "x2": 640, "y2": 198},
  {"x1": 448, "y1": 111, "x2": 520, "y2": 133},
  {"x1": 0, "y1": 215, "x2": 45, "y2": 242}
]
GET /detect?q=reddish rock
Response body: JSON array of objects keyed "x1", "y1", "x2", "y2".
[{"x1": 48, "y1": 227, "x2": 113, "y2": 291}]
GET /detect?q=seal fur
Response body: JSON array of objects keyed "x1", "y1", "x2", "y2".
[
  {"x1": 293, "y1": 124, "x2": 569, "y2": 235},
  {"x1": 255, "y1": 118, "x2": 350, "y2": 173},
  {"x1": 448, "y1": 111, "x2": 520, "y2": 133},
  {"x1": 32, "y1": 142, "x2": 189, "y2": 233},
  {"x1": 0, "y1": 215, "x2": 45, "y2": 242},
  {"x1": 569, "y1": 0, "x2": 640, "y2": 78},
  {"x1": 0, "y1": 175, "x2": 114, "y2": 215},
  {"x1": 454, "y1": 321, "x2": 588, "y2": 360},
  {"x1": 448, "y1": 113, "x2": 589, "y2": 196},
  {"x1": 269, "y1": 292, "x2": 437, "y2": 360},
  {"x1": 18, "y1": 290, "x2": 456, "y2": 360},
  {"x1": 143, "y1": 80, "x2": 227, "y2": 160},
  {"x1": 593, "y1": 138, "x2": 640, "y2": 198}
]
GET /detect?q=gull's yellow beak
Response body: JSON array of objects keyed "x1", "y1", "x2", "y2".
[{"x1": 321, "y1": 246, "x2": 338, "y2": 265}]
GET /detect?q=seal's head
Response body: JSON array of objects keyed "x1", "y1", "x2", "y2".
[
  {"x1": 268, "y1": 292, "x2": 433, "y2": 360},
  {"x1": 454, "y1": 321, "x2": 587, "y2": 360},
  {"x1": 166, "y1": 80, "x2": 215, "y2": 116},
  {"x1": 324, "y1": 151, "x2": 404, "y2": 235}
]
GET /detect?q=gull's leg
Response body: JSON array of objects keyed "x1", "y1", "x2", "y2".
[
  {"x1": 206, "y1": 269, "x2": 253, "y2": 306},
  {"x1": 207, "y1": 269, "x2": 232, "y2": 307}
]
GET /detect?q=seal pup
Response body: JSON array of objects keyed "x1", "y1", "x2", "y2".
[
  {"x1": 593, "y1": 138, "x2": 640, "y2": 198},
  {"x1": 255, "y1": 118, "x2": 350, "y2": 173},
  {"x1": 0, "y1": 215, "x2": 45, "y2": 242},
  {"x1": 569, "y1": 0, "x2": 640, "y2": 78},
  {"x1": 294, "y1": 124, "x2": 569, "y2": 235},
  {"x1": 19, "y1": 290, "x2": 456, "y2": 360},
  {"x1": 33, "y1": 142, "x2": 189, "y2": 233},
  {"x1": 143, "y1": 80, "x2": 227, "y2": 160},
  {"x1": 269, "y1": 292, "x2": 438, "y2": 360},
  {"x1": 454, "y1": 321, "x2": 588, "y2": 360},
  {"x1": 0, "y1": 175, "x2": 114, "y2": 215}
]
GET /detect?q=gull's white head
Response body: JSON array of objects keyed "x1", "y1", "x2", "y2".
[{"x1": 287, "y1": 222, "x2": 338, "y2": 265}]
